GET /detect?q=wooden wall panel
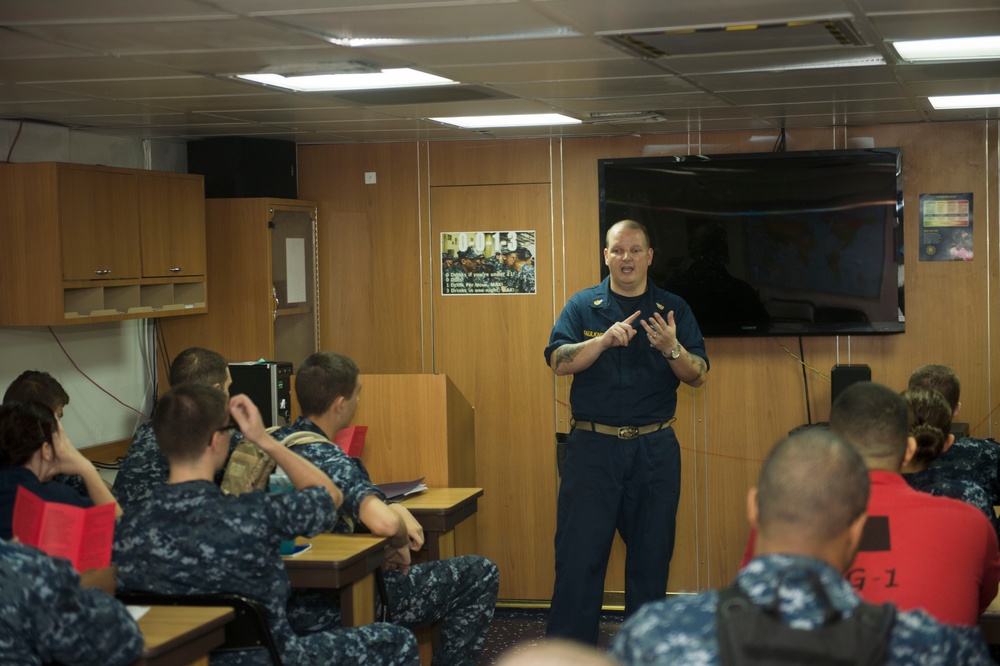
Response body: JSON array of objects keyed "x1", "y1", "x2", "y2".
[
  {"x1": 298, "y1": 143, "x2": 424, "y2": 374},
  {"x1": 429, "y1": 181, "x2": 557, "y2": 601},
  {"x1": 429, "y1": 139, "x2": 551, "y2": 187},
  {"x1": 294, "y1": 120, "x2": 999, "y2": 603}
]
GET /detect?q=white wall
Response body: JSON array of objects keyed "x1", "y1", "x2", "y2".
[{"x1": 0, "y1": 119, "x2": 187, "y2": 448}]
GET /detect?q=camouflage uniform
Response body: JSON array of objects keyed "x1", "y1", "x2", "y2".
[
  {"x1": 113, "y1": 420, "x2": 238, "y2": 508},
  {"x1": 111, "y1": 420, "x2": 166, "y2": 508},
  {"x1": 113, "y1": 479, "x2": 419, "y2": 666},
  {"x1": 274, "y1": 417, "x2": 500, "y2": 666},
  {"x1": 610, "y1": 554, "x2": 994, "y2": 666},
  {"x1": 929, "y1": 437, "x2": 1000, "y2": 507},
  {"x1": 0, "y1": 539, "x2": 143, "y2": 666}
]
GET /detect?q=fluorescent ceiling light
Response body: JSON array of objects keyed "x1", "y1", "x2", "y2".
[
  {"x1": 238, "y1": 68, "x2": 455, "y2": 92},
  {"x1": 894, "y1": 36, "x2": 1000, "y2": 62},
  {"x1": 328, "y1": 27, "x2": 579, "y2": 48},
  {"x1": 929, "y1": 94, "x2": 1000, "y2": 110},
  {"x1": 430, "y1": 113, "x2": 581, "y2": 128}
]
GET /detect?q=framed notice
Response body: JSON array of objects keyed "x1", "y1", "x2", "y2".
[
  {"x1": 441, "y1": 230, "x2": 537, "y2": 295},
  {"x1": 919, "y1": 193, "x2": 973, "y2": 261}
]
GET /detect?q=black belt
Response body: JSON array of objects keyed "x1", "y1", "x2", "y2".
[{"x1": 572, "y1": 418, "x2": 675, "y2": 440}]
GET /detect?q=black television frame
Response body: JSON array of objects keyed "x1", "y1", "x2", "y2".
[{"x1": 598, "y1": 148, "x2": 904, "y2": 338}]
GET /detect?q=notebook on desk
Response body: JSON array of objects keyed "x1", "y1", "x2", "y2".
[{"x1": 376, "y1": 478, "x2": 427, "y2": 500}]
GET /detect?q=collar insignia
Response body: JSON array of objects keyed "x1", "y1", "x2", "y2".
[{"x1": 593, "y1": 299, "x2": 603, "y2": 306}]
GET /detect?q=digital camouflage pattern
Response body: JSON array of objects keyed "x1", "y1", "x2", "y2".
[
  {"x1": 610, "y1": 554, "x2": 993, "y2": 666},
  {"x1": 928, "y1": 437, "x2": 1000, "y2": 508},
  {"x1": 113, "y1": 480, "x2": 419, "y2": 666},
  {"x1": 111, "y1": 420, "x2": 172, "y2": 508},
  {"x1": 275, "y1": 417, "x2": 500, "y2": 666},
  {"x1": 113, "y1": 420, "x2": 238, "y2": 509},
  {"x1": 905, "y1": 467, "x2": 999, "y2": 533},
  {"x1": 0, "y1": 539, "x2": 143, "y2": 666}
]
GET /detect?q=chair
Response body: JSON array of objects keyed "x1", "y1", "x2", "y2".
[{"x1": 117, "y1": 591, "x2": 283, "y2": 665}]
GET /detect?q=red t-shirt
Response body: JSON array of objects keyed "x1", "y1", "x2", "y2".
[{"x1": 740, "y1": 470, "x2": 1000, "y2": 627}]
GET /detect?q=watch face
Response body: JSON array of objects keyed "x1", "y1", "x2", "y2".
[{"x1": 670, "y1": 346, "x2": 681, "y2": 359}]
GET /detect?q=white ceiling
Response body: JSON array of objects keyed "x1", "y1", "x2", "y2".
[{"x1": 1, "y1": 0, "x2": 999, "y2": 144}]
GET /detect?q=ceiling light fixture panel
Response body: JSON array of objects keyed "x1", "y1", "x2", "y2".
[
  {"x1": 894, "y1": 36, "x2": 1000, "y2": 62},
  {"x1": 430, "y1": 113, "x2": 581, "y2": 128},
  {"x1": 929, "y1": 93, "x2": 1000, "y2": 110},
  {"x1": 238, "y1": 68, "x2": 456, "y2": 92}
]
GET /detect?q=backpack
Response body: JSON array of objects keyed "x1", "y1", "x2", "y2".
[
  {"x1": 220, "y1": 428, "x2": 334, "y2": 497},
  {"x1": 716, "y1": 573, "x2": 895, "y2": 666}
]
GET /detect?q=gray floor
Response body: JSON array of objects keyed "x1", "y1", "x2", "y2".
[{"x1": 478, "y1": 608, "x2": 623, "y2": 664}]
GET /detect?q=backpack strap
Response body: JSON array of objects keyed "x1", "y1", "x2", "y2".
[
  {"x1": 273, "y1": 430, "x2": 334, "y2": 448},
  {"x1": 220, "y1": 427, "x2": 332, "y2": 497}
]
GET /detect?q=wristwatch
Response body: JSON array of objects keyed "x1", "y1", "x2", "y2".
[{"x1": 665, "y1": 344, "x2": 682, "y2": 360}]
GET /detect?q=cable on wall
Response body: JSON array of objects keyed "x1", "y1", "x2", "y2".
[{"x1": 46, "y1": 326, "x2": 148, "y2": 419}]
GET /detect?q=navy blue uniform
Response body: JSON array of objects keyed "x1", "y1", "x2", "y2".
[
  {"x1": 274, "y1": 417, "x2": 500, "y2": 666},
  {"x1": 544, "y1": 277, "x2": 708, "y2": 644},
  {"x1": 0, "y1": 539, "x2": 143, "y2": 666},
  {"x1": 611, "y1": 554, "x2": 993, "y2": 665},
  {"x1": 113, "y1": 480, "x2": 418, "y2": 665}
]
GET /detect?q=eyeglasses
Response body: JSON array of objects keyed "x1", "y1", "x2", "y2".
[{"x1": 215, "y1": 423, "x2": 238, "y2": 435}]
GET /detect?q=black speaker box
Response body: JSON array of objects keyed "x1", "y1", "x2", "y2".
[
  {"x1": 831, "y1": 364, "x2": 872, "y2": 407},
  {"x1": 187, "y1": 137, "x2": 297, "y2": 199}
]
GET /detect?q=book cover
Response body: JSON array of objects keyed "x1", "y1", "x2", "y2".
[
  {"x1": 333, "y1": 425, "x2": 367, "y2": 458},
  {"x1": 11, "y1": 485, "x2": 115, "y2": 571}
]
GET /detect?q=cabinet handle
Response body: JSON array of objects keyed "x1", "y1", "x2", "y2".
[
  {"x1": 94, "y1": 269, "x2": 112, "y2": 275},
  {"x1": 169, "y1": 267, "x2": 182, "y2": 272}
]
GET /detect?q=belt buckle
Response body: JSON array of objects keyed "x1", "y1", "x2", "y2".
[{"x1": 618, "y1": 426, "x2": 639, "y2": 440}]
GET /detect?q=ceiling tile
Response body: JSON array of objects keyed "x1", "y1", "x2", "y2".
[
  {"x1": 724, "y1": 83, "x2": 907, "y2": 105},
  {"x1": 690, "y1": 64, "x2": 898, "y2": 92},
  {"x1": 868, "y1": 9, "x2": 1000, "y2": 40},
  {"x1": 0, "y1": 55, "x2": 191, "y2": 83},
  {"x1": 8, "y1": 16, "x2": 327, "y2": 55},
  {"x1": 491, "y1": 75, "x2": 700, "y2": 99},
  {"x1": 434, "y1": 58, "x2": 665, "y2": 84},
  {"x1": 541, "y1": 0, "x2": 852, "y2": 33},
  {"x1": 0, "y1": 0, "x2": 225, "y2": 23},
  {"x1": 27, "y1": 76, "x2": 262, "y2": 99},
  {"x1": 264, "y1": 3, "x2": 569, "y2": 42},
  {"x1": 363, "y1": 36, "x2": 625, "y2": 67}
]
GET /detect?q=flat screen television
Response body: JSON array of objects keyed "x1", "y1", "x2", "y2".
[{"x1": 598, "y1": 148, "x2": 904, "y2": 337}]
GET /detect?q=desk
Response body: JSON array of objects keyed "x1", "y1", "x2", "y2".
[
  {"x1": 398, "y1": 487, "x2": 483, "y2": 560},
  {"x1": 134, "y1": 605, "x2": 233, "y2": 666},
  {"x1": 283, "y1": 533, "x2": 386, "y2": 627}
]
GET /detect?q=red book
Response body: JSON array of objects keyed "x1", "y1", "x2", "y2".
[
  {"x1": 333, "y1": 425, "x2": 368, "y2": 458},
  {"x1": 11, "y1": 485, "x2": 115, "y2": 572}
]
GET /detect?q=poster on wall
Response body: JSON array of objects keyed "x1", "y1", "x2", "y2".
[
  {"x1": 919, "y1": 193, "x2": 973, "y2": 261},
  {"x1": 441, "y1": 230, "x2": 536, "y2": 295}
]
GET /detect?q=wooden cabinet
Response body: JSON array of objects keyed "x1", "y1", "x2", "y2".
[
  {"x1": 59, "y1": 167, "x2": 142, "y2": 281},
  {"x1": 158, "y1": 198, "x2": 319, "y2": 368},
  {"x1": 0, "y1": 162, "x2": 207, "y2": 326},
  {"x1": 138, "y1": 171, "x2": 207, "y2": 278}
]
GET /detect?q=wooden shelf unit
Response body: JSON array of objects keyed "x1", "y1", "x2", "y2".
[{"x1": 0, "y1": 162, "x2": 208, "y2": 326}]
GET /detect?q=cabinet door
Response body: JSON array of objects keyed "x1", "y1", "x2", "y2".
[
  {"x1": 59, "y1": 168, "x2": 141, "y2": 281},
  {"x1": 138, "y1": 173, "x2": 207, "y2": 277}
]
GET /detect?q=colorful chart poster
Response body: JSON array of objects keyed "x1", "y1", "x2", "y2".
[
  {"x1": 441, "y1": 230, "x2": 537, "y2": 295},
  {"x1": 919, "y1": 193, "x2": 973, "y2": 261}
]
